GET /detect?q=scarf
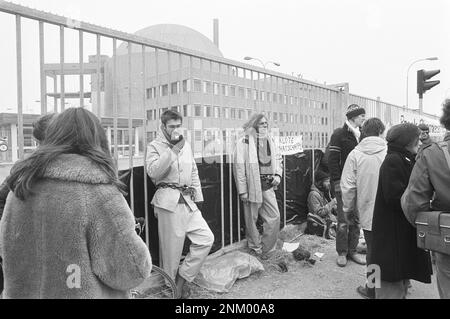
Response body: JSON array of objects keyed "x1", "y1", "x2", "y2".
[{"x1": 346, "y1": 120, "x2": 361, "y2": 141}]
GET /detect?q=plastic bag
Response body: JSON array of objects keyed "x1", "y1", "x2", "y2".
[{"x1": 193, "y1": 251, "x2": 264, "y2": 293}]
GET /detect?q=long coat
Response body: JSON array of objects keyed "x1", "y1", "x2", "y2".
[
  {"x1": 371, "y1": 144, "x2": 432, "y2": 283},
  {"x1": 233, "y1": 131, "x2": 283, "y2": 205},
  {"x1": 0, "y1": 154, "x2": 152, "y2": 298}
]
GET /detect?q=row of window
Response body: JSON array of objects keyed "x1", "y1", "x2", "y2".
[
  {"x1": 146, "y1": 105, "x2": 330, "y2": 126},
  {"x1": 145, "y1": 79, "x2": 329, "y2": 110},
  {"x1": 146, "y1": 130, "x2": 330, "y2": 149}
]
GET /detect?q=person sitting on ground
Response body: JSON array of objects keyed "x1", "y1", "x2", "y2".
[
  {"x1": 307, "y1": 170, "x2": 337, "y2": 238},
  {"x1": 0, "y1": 108, "x2": 152, "y2": 299},
  {"x1": 340, "y1": 117, "x2": 387, "y2": 299}
]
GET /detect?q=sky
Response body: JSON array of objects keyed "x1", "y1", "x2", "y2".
[{"x1": 0, "y1": 0, "x2": 449, "y2": 116}]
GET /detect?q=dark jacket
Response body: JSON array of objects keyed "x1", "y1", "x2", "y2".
[
  {"x1": 371, "y1": 143, "x2": 432, "y2": 283},
  {"x1": 328, "y1": 123, "x2": 359, "y2": 183},
  {"x1": 402, "y1": 132, "x2": 450, "y2": 225}
]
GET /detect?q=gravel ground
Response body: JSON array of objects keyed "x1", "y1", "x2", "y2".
[{"x1": 188, "y1": 225, "x2": 440, "y2": 299}]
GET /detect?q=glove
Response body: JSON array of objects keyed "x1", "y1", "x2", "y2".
[
  {"x1": 171, "y1": 136, "x2": 185, "y2": 154},
  {"x1": 271, "y1": 175, "x2": 281, "y2": 186},
  {"x1": 240, "y1": 193, "x2": 249, "y2": 203}
]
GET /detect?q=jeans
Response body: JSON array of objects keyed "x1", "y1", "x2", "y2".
[
  {"x1": 335, "y1": 188, "x2": 360, "y2": 256},
  {"x1": 435, "y1": 252, "x2": 450, "y2": 299}
]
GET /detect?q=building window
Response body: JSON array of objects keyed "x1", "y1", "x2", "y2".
[
  {"x1": 273, "y1": 112, "x2": 278, "y2": 121},
  {"x1": 266, "y1": 92, "x2": 271, "y2": 102},
  {"x1": 183, "y1": 104, "x2": 190, "y2": 117},
  {"x1": 238, "y1": 109, "x2": 245, "y2": 120},
  {"x1": 253, "y1": 89, "x2": 258, "y2": 101},
  {"x1": 294, "y1": 97, "x2": 298, "y2": 105},
  {"x1": 194, "y1": 104, "x2": 202, "y2": 117},
  {"x1": 295, "y1": 114, "x2": 298, "y2": 123},
  {"x1": 260, "y1": 91, "x2": 265, "y2": 101},
  {"x1": 238, "y1": 86, "x2": 245, "y2": 99},
  {"x1": 171, "y1": 105, "x2": 180, "y2": 112},
  {"x1": 182, "y1": 79, "x2": 190, "y2": 93},
  {"x1": 247, "y1": 88, "x2": 252, "y2": 100},
  {"x1": 231, "y1": 108, "x2": 236, "y2": 119},
  {"x1": 247, "y1": 109, "x2": 252, "y2": 119},
  {"x1": 267, "y1": 111, "x2": 271, "y2": 120},
  {"x1": 203, "y1": 81, "x2": 212, "y2": 94},
  {"x1": 214, "y1": 106, "x2": 220, "y2": 118},
  {"x1": 160, "y1": 84, "x2": 169, "y2": 96},
  {"x1": 205, "y1": 105, "x2": 212, "y2": 117},
  {"x1": 221, "y1": 84, "x2": 228, "y2": 96},
  {"x1": 290, "y1": 96, "x2": 294, "y2": 105},
  {"x1": 273, "y1": 93, "x2": 277, "y2": 103},
  {"x1": 193, "y1": 79, "x2": 202, "y2": 92},
  {"x1": 229, "y1": 85, "x2": 236, "y2": 97},
  {"x1": 171, "y1": 81, "x2": 179, "y2": 95},
  {"x1": 284, "y1": 95, "x2": 288, "y2": 105},
  {"x1": 213, "y1": 82, "x2": 219, "y2": 95},
  {"x1": 224, "y1": 107, "x2": 230, "y2": 119}
]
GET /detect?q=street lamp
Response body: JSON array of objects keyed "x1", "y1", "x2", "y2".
[
  {"x1": 406, "y1": 57, "x2": 438, "y2": 108},
  {"x1": 244, "y1": 56, "x2": 280, "y2": 69}
]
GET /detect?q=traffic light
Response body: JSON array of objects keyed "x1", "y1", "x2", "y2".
[{"x1": 417, "y1": 69, "x2": 440, "y2": 98}]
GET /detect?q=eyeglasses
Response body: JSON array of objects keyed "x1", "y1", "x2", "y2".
[{"x1": 258, "y1": 122, "x2": 268, "y2": 126}]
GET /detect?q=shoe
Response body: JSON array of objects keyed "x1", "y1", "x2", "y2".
[
  {"x1": 356, "y1": 285, "x2": 374, "y2": 299},
  {"x1": 349, "y1": 253, "x2": 366, "y2": 265},
  {"x1": 336, "y1": 255, "x2": 347, "y2": 267}
]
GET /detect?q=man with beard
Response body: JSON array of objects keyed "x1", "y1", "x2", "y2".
[{"x1": 146, "y1": 110, "x2": 214, "y2": 299}]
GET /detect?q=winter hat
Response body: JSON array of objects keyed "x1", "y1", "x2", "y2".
[
  {"x1": 418, "y1": 123, "x2": 429, "y2": 132},
  {"x1": 386, "y1": 123, "x2": 420, "y2": 147},
  {"x1": 346, "y1": 104, "x2": 366, "y2": 120},
  {"x1": 314, "y1": 170, "x2": 330, "y2": 184}
]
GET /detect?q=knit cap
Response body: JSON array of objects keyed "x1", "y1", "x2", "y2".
[
  {"x1": 346, "y1": 104, "x2": 366, "y2": 120},
  {"x1": 386, "y1": 123, "x2": 420, "y2": 147}
]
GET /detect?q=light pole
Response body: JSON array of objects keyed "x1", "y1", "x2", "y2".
[
  {"x1": 406, "y1": 57, "x2": 438, "y2": 108},
  {"x1": 244, "y1": 56, "x2": 280, "y2": 69}
]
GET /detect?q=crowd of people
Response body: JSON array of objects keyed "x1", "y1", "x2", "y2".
[
  {"x1": 306, "y1": 101, "x2": 450, "y2": 299},
  {"x1": 0, "y1": 98, "x2": 449, "y2": 299}
]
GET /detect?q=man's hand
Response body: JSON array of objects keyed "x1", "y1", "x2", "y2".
[
  {"x1": 171, "y1": 136, "x2": 185, "y2": 154},
  {"x1": 240, "y1": 193, "x2": 249, "y2": 203},
  {"x1": 271, "y1": 175, "x2": 281, "y2": 187}
]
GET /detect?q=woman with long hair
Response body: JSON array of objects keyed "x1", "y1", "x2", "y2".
[
  {"x1": 0, "y1": 107, "x2": 151, "y2": 299},
  {"x1": 233, "y1": 113, "x2": 283, "y2": 259}
]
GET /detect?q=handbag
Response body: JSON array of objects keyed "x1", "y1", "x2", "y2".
[{"x1": 415, "y1": 141, "x2": 450, "y2": 256}]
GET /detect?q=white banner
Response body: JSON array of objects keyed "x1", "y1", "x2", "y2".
[{"x1": 278, "y1": 135, "x2": 303, "y2": 155}]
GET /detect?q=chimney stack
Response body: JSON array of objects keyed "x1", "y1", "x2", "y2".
[{"x1": 213, "y1": 19, "x2": 219, "y2": 48}]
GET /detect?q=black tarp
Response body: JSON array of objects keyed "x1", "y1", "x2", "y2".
[{"x1": 119, "y1": 150, "x2": 325, "y2": 265}]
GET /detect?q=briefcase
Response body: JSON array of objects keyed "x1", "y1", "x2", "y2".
[{"x1": 415, "y1": 211, "x2": 450, "y2": 255}]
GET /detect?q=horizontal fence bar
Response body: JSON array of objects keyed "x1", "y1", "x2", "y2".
[{"x1": 0, "y1": 1, "x2": 337, "y2": 92}]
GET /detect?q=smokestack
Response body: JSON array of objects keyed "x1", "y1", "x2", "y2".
[{"x1": 213, "y1": 19, "x2": 219, "y2": 48}]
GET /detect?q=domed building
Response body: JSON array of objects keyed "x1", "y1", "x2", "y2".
[{"x1": 116, "y1": 24, "x2": 224, "y2": 58}]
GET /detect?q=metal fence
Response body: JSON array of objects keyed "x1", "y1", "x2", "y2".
[{"x1": 0, "y1": 1, "x2": 443, "y2": 252}]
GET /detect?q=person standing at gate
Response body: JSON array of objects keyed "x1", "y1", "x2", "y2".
[
  {"x1": 0, "y1": 108, "x2": 152, "y2": 299},
  {"x1": 328, "y1": 104, "x2": 366, "y2": 267},
  {"x1": 146, "y1": 110, "x2": 214, "y2": 299},
  {"x1": 416, "y1": 123, "x2": 433, "y2": 159},
  {"x1": 0, "y1": 112, "x2": 55, "y2": 296},
  {"x1": 371, "y1": 123, "x2": 432, "y2": 299},
  {"x1": 401, "y1": 99, "x2": 450, "y2": 299},
  {"x1": 233, "y1": 113, "x2": 283, "y2": 260},
  {"x1": 340, "y1": 117, "x2": 387, "y2": 299}
]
